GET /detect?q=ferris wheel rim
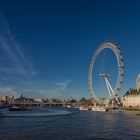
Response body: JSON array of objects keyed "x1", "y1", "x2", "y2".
[{"x1": 88, "y1": 40, "x2": 124, "y2": 100}]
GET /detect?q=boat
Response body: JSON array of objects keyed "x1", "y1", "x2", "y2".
[
  {"x1": 92, "y1": 106, "x2": 107, "y2": 112},
  {"x1": 79, "y1": 106, "x2": 88, "y2": 110},
  {"x1": 88, "y1": 106, "x2": 93, "y2": 110},
  {"x1": 67, "y1": 105, "x2": 71, "y2": 108},
  {"x1": 73, "y1": 106, "x2": 79, "y2": 109},
  {"x1": 9, "y1": 106, "x2": 31, "y2": 111}
]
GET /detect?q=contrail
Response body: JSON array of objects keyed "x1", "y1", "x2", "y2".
[{"x1": 0, "y1": 13, "x2": 35, "y2": 76}]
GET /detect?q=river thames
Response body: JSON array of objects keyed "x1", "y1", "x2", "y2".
[{"x1": 0, "y1": 107, "x2": 140, "y2": 140}]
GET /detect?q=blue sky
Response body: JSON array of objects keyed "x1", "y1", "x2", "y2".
[{"x1": 0, "y1": 0, "x2": 139, "y2": 98}]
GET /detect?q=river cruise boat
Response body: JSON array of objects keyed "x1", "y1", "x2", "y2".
[
  {"x1": 9, "y1": 106, "x2": 31, "y2": 111},
  {"x1": 92, "y1": 106, "x2": 107, "y2": 112},
  {"x1": 79, "y1": 106, "x2": 89, "y2": 110}
]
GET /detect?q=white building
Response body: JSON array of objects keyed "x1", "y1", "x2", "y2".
[
  {"x1": 0, "y1": 96, "x2": 18, "y2": 102},
  {"x1": 0, "y1": 96, "x2": 7, "y2": 102},
  {"x1": 34, "y1": 98, "x2": 43, "y2": 102},
  {"x1": 123, "y1": 74, "x2": 140, "y2": 107},
  {"x1": 123, "y1": 89, "x2": 140, "y2": 107},
  {"x1": 136, "y1": 74, "x2": 140, "y2": 91}
]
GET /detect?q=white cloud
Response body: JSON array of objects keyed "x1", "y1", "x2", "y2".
[
  {"x1": 21, "y1": 80, "x2": 74, "y2": 98},
  {"x1": 0, "y1": 79, "x2": 84, "y2": 99},
  {"x1": 0, "y1": 13, "x2": 36, "y2": 76},
  {"x1": 0, "y1": 86, "x2": 18, "y2": 96},
  {"x1": 55, "y1": 80, "x2": 72, "y2": 90}
]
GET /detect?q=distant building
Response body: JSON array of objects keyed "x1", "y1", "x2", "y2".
[
  {"x1": 0, "y1": 96, "x2": 19, "y2": 106},
  {"x1": 136, "y1": 74, "x2": 140, "y2": 91},
  {"x1": 0, "y1": 96, "x2": 18, "y2": 102},
  {"x1": 34, "y1": 98, "x2": 43, "y2": 102},
  {"x1": 123, "y1": 74, "x2": 140, "y2": 107},
  {"x1": 16, "y1": 95, "x2": 34, "y2": 102},
  {"x1": 0, "y1": 96, "x2": 7, "y2": 102}
]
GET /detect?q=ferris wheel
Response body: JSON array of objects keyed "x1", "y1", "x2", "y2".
[{"x1": 88, "y1": 41, "x2": 124, "y2": 103}]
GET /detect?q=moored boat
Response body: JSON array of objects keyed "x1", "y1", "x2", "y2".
[
  {"x1": 9, "y1": 106, "x2": 31, "y2": 111},
  {"x1": 92, "y1": 106, "x2": 107, "y2": 112},
  {"x1": 79, "y1": 106, "x2": 89, "y2": 110},
  {"x1": 67, "y1": 105, "x2": 71, "y2": 108}
]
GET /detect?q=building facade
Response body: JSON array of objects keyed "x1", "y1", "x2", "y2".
[
  {"x1": 136, "y1": 74, "x2": 140, "y2": 91},
  {"x1": 123, "y1": 74, "x2": 140, "y2": 107},
  {"x1": 123, "y1": 89, "x2": 140, "y2": 107},
  {"x1": 0, "y1": 96, "x2": 18, "y2": 106}
]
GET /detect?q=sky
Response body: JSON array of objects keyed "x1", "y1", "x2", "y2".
[{"x1": 0, "y1": 0, "x2": 140, "y2": 99}]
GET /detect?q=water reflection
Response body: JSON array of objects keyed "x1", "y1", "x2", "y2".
[
  {"x1": 0, "y1": 107, "x2": 71, "y2": 117},
  {"x1": 0, "y1": 108, "x2": 140, "y2": 140}
]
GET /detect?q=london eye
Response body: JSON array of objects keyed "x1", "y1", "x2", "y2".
[{"x1": 88, "y1": 41, "x2": 124, "y2": 104}]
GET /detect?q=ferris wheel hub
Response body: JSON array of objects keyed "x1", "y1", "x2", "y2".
[{"x1": 99, "y1": 73, "x2": 110, "y2": 77}]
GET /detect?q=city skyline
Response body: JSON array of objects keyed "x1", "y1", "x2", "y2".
[{"x1": 0, "y1": 0, "x2": 140, "y2": 98}]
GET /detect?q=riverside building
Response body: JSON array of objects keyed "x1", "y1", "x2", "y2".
[{"x1": 123, "y1": 74, "x2": 140, "y2": 107}]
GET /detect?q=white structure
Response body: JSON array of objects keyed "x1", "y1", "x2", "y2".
[
  {"x1": 0, "y1": 96, "x2": 7, "y2": 102},
  {"x1": 34, "y1": 98, "x2": 43, "y2": 102},
  {"x1": 99, "y1": 73, "x2": 119, "y2": 104},
  {"x1": 0, "y1": 96, "x2": 19, "y2": 106},
  {"x1": 136, "y1": 73, "x2": 140, "y2": 91},
  {"x1": 88, "y1": 41, "x2": 124, "y2": 103},
  {"x1": 123, "y1": 74, "x2": 140, "y2": 107},
  {"x1": 123, "y1": 89, "x2": 140, "y2": 107}
]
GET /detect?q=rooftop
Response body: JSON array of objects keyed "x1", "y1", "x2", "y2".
[{"x1": 124, "y1": 88, "x2": 140, "y2": 96}]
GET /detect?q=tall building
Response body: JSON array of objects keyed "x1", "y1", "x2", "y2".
[{"x1": 136, "y1": 73, "x2": 140, "y2": 91}]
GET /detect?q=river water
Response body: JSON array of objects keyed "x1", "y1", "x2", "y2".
[{"x1": 0, "y1": 107, "x2": 140, "y2": 140}]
